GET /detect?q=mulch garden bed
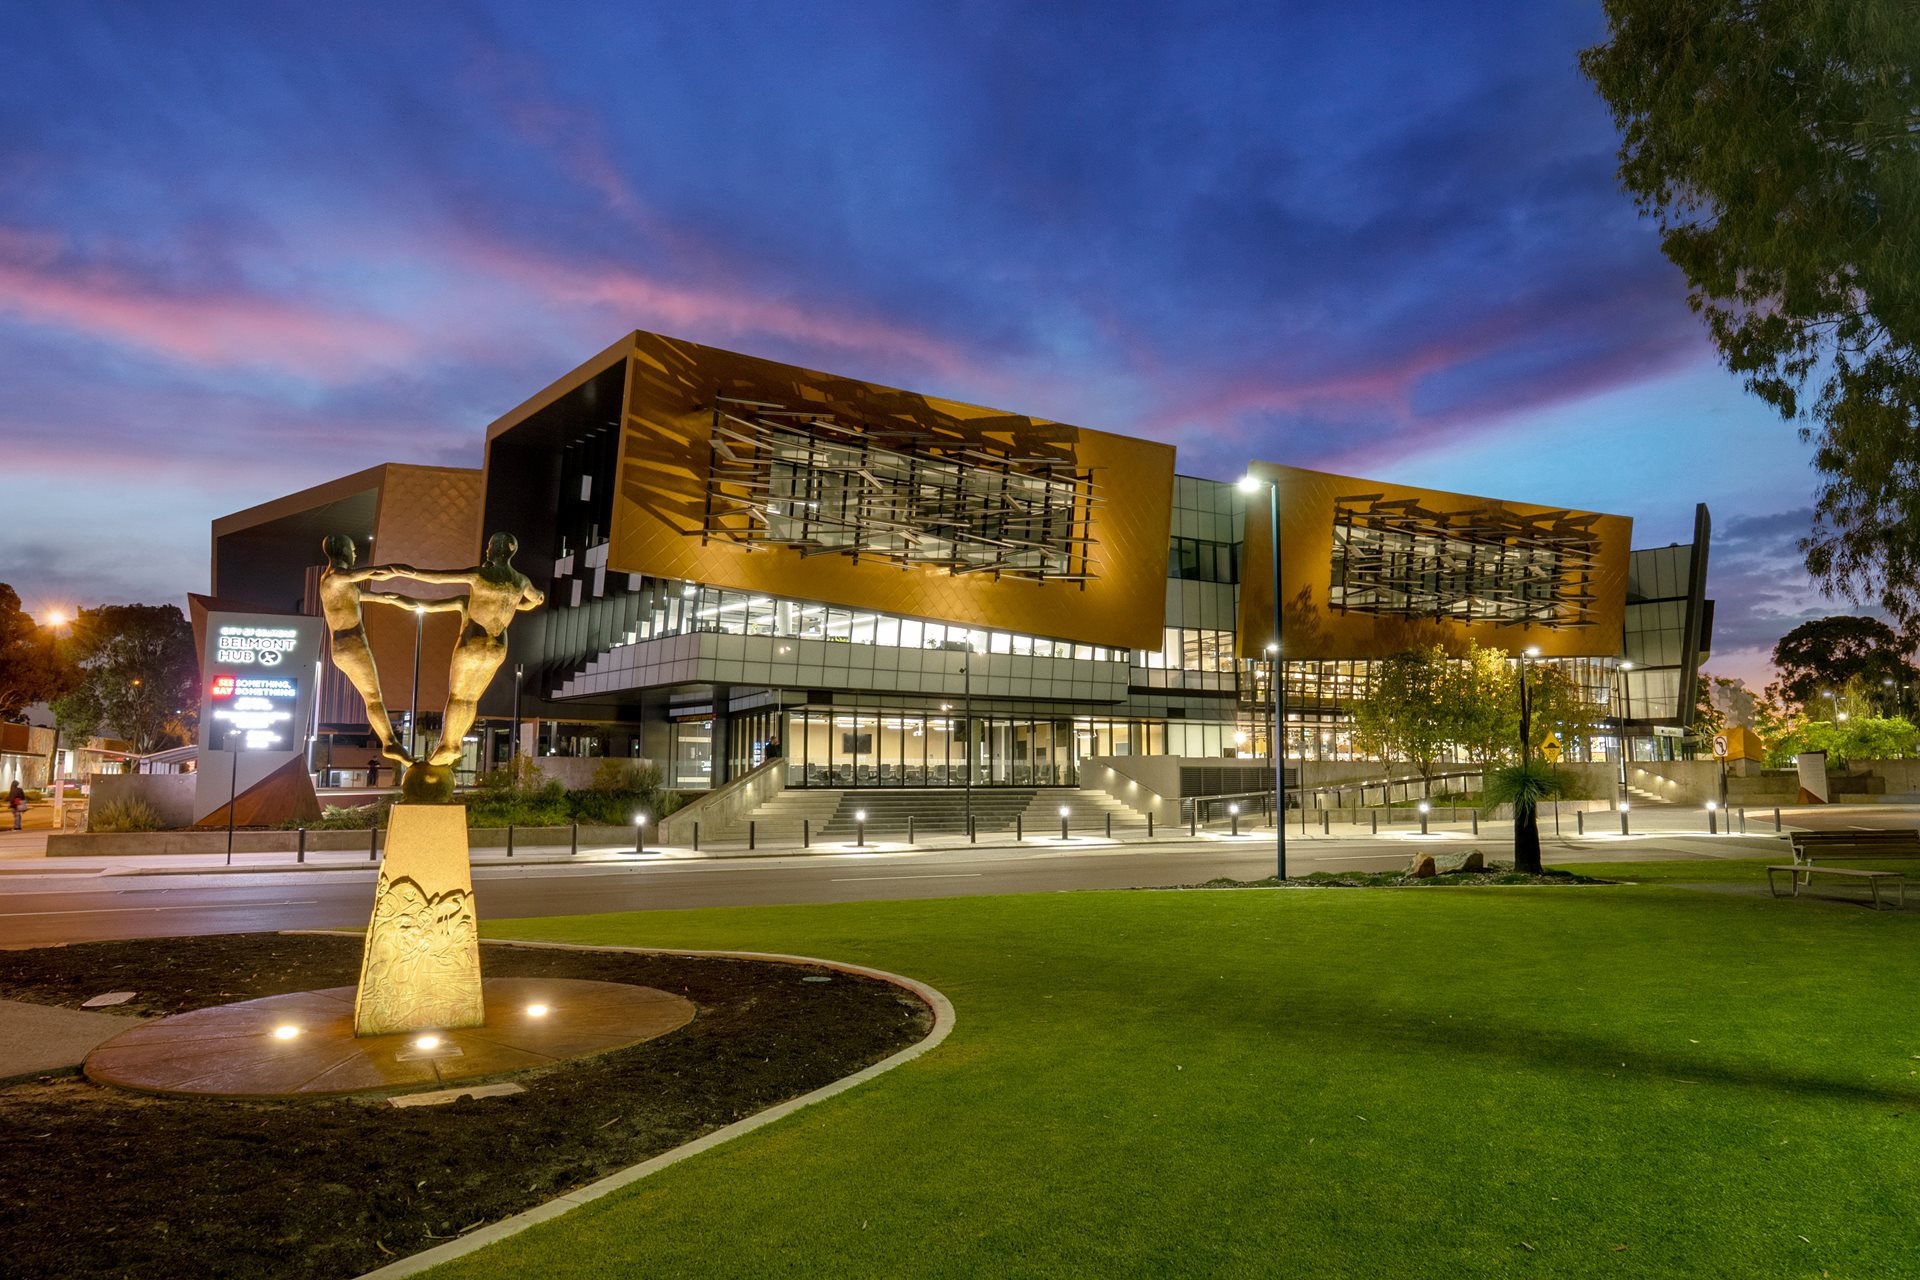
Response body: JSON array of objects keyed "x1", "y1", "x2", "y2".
[{"x1": 0, "y1": 933, "x2": 933, "y2": 1280}]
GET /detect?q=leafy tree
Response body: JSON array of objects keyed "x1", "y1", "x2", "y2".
[
  {"x1": 1349, "y1": 646, "x2": 1457, "y2": 793},
  {"x1": 1769, "y1": 615, "x2": 1916, "y2": 711},
  {"x1": 0, "y1": 585, "x2": 76, "y2": 720},
  {"x1": 52, "y1": 604, "x2": 198, "y2": 754},
  {"x1": 1583, "y1": 3, "x2": 1920, "y2": 626},
  {"x1": 1767, "y1": 715, "x2": 1919, "y2": 767},
  {"x1": 1453, "y1": 643, "x2": 1518, "y2": 764},
  {"x1": 1524, "y1": 663, "x2": 1604, "y2": 760}
]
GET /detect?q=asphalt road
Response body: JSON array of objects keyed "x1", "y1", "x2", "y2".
[{"x1": 0, "y1": 823, "x2": 1795, "y2": 947}]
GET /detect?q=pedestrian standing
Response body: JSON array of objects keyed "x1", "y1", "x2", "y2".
[{"x1": 8, "y1": 781, "x2": 26, "y2": 831}]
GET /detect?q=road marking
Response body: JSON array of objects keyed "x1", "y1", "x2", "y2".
[
  {"x1": 0, "y1": 899, "x2": 321, "y2": 918},
  {"x1": 830, "y1": 873, "x2": 982, "y2": 883}
]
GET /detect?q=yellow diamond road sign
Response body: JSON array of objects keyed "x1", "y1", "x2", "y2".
[{"x1": 1539, "y1": 734, "x2": 1563, "y2": 763}]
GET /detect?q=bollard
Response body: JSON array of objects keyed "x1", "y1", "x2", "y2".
[
  {"x1": 297, "y1": 827, "x2": 307, "y2": 864},
  {"x1": 908, "y1": 814, "x2": 915, "y2": 845},
  {"x1": 857, "y1": 816, "x2": 867, "y2": 847},
  {"x1": 1371, "y1": 809, "x2": 1378, "y2": 835},
  {"x1": 1017, "y1": 815, "x2": 1024, "y2": 841},
  {"x1": 1060, "y1": 806, "x2": 1071, "y2": 840},
  {"x1": 1301, "y1": 803, "x2": 1308, "y2": 835},
  {"x1": 1738, "y1": 807, "x2": 1747, "y2": 834},
  {"x1": 1576, "y1": 811, "x2": 1584, "y2": 835},
  {"x1": 969, "y1": 815, "x2": 976, "y2": 843},
  {"x1": 1620, "y1": 807, "x2": 1630, "y2": 836},
  {"x1": 1774, "y1": 807, "x2": 1782, "y2": 833},
  {"x1": 1147, "y1": 812, "x2": 1154, "y2": 838},
  {"x1": 1471, "y1": 811, "x2": 1479, "y2": 836},
  {"x1": 1418, "y1": 802, "x2": 1429, "y2": 835},
  {"x1": 1320, "y1": 810, "x2": 1329, "y2": 835},
  {"x1": 1105, "y1": 812, "x2": 1112, "y2": 839},
  {"x1": 1189, "y1": 808, "x2": 1197, "y2": 837},
  {"x1": 507, "y1": 823, "x2": 515, "y2": 857},
  {"x1": 803, "y1": 817, "x2": 810, "y2": 848},
  {"x1": 634, "y1": 819, "x2": 646, "y2": 854},
  {"x1": 693, "y1": 821, "x2": 700, "y2": 852},
  {"x1": 1230, "y1": 805, "x2": 1240, "y2": 838},
  {"x1": 749, "y1": 820, "x2": 756, "y2": 851},
  {"x1": 370, "y1": 820, "x2": 379, "y2": 862},
  {"x1": 1707, "y1": 807, "x2": 1718, "y2": 835}
]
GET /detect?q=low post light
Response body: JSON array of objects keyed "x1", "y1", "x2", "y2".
[
  {"x1": 1059, "y1": 804, "x2": 1070, "y2": 840},
  {"x1": 634, "y1": 813, "x2": 647, "y2": 853},
  {"x1": 1229, "y1": 802, "x2": 1240, "y2": 838},
  {"x1": 1706, "y1": 800, "x2": 1718, "y2": 835},
  {"x1": 1418, "y1": 799, "x2": 1430, "y2": 835},
  {"x1": 855, "y1": 809, "x2": 867, "y2": 847},
  {"x1": 1619, "y1": 801, "x2": 1630, "y2": 836}
]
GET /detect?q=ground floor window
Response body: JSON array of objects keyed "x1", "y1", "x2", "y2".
[{"x1": 779, "y1": 710, "x2": 1234, "y2": 787}]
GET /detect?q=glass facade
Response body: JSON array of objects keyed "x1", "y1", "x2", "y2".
[
  {"x1": 778, "y1": 710, "x2": 1230, "y2": 787},
  {"x1": 592, "y1": 579, "x2": 1129, "y2": 664}
]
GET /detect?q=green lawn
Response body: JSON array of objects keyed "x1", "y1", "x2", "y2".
[{"x1": 435, "y1": 874, "x2": 1920, "y2": 1279}]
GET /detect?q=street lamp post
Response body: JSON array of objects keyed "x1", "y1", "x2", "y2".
[
  {"x1": 510, "y1": 663, "x2": 524, "y2": 769},
  {"x1": 1239, "y1": 473, "x2": 1286, "y2": 880},
  {"x1": 40, "y1": 610, "x2": 70, "y2": 828},
  {"x1": 1617, "y1": 660, "x2": 1634, "y2": 804}
]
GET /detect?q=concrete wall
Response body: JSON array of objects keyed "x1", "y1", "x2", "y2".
[
  {"x1": 528, "y1": 756, "x2": 659, "y2": 790},
  {"x1": 657, "y1": 758, "x2": 784, "y2": 844},
  {"x1": 88, "y1": 774, "x2": 196, "y2": 830}
]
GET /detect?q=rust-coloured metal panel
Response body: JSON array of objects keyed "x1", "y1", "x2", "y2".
[
  {"x1": 1238, "y1": 463, "x2": 1631, "y2": 661},
  {"x1": 603, "y1": 332, "x2": 1175, "y2": 650}
]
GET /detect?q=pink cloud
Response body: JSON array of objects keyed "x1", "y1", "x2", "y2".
[
  {"x1": 449, "y1": 229, "x2": 983, "y2": 382},
  {"x1": 0, "y1": 227, "x2": 419, "y2": 377}
]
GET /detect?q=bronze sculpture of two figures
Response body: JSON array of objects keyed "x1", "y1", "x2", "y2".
[{"x1": 319, "y1": 533, "x2": 544, "y2": 803}]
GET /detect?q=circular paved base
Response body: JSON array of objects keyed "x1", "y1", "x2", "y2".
[{"x1": 82, "y1": 977, "x2": 695, "y2": 1099}]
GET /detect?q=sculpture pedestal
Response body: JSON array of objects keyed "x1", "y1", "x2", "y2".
[{"x1": 353, "y1": 805, "x2": 483, "y2": 1037}]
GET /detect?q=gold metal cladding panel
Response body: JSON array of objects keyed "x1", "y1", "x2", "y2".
[
  {"x1": 606, "y1": 332, "x2": 1175, "y2": 651},
  {"x1": 1237, "y1": 462, "x2": 1631, "y2": 661}
]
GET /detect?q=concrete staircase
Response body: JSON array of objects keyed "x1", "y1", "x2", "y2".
[
  {"x1": 818, "y1": 789, "x2": 1040, "y2": 839},
  {"x1": 1017, "y1": 788, "x2": 1147, "y2": 836},
  {"x1": 1624, "y1": 781, "x2": 1684, "y2": 809}
]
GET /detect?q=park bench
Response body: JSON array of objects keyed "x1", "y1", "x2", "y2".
[
  {"x1": 1787, "y1": 829, "x2": 1920, "y2": 864},
  {"x1": 1766, "y1": 864, "x2": 1906, "y2": 910}
]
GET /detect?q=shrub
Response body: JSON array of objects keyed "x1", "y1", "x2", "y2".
[{"x1": 90, "y1": 799, "x2": 165, "y2": 833}]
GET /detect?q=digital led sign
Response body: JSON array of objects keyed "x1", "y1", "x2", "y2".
[
  {"x1": 214, "y1": 624, "x2": 301, "y2": 667},
  {"x1": 208, "y1": 674, "x2": 301, "y2": 751}
]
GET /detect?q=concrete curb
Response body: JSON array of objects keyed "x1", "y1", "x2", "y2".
[{"x1": 304, "y1": 935, "x2": 957, "y2": 1280}]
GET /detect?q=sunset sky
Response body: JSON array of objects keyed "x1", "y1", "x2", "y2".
[{"x1": 0, "y1": 1, "x2": 1859, "y2": 687}]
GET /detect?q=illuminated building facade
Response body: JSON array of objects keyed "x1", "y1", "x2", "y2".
[{"x1": 211, "y1": 332, "x2": 1712, "y2": 790}]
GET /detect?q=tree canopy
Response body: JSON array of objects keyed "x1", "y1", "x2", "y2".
[
  {"x1": 1582, "y1": 2, "x2": 1920, "y2": 624},
  {"x1": 1768, "y1": 614, "x2": 1916, "y2": 711},
  {"x1": 1348, "y1": 644, "x2": 1606, "y2": 787},
  {"x1": 52, "y1": 604, "x2": 199, "y2": 754},
  {"x1": 0, "y1": 585, "x2": 76, "y2": 721}
]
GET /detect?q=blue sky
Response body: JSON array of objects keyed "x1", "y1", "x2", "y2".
[{"x1": 0, "y1": 1, "x2": 1850, "y2": 686}]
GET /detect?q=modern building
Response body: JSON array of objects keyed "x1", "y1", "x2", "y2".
[{"x1": 209, "y1": 331, "x2": 1712, "y2": 802}]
